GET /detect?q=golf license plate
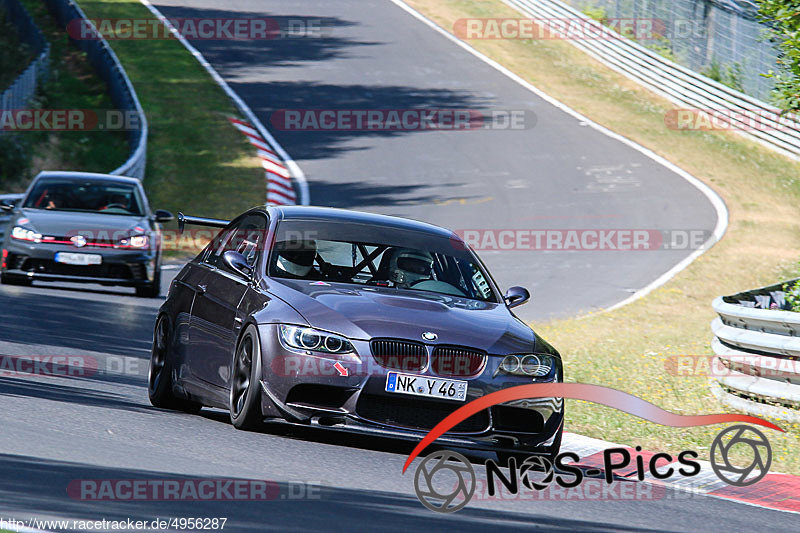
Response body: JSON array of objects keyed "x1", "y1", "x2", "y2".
[
  {"x1": 54, "y1": 252, "x2": 102, "y2": 266},
  {"x1": 385, "y1": 371, "x2": 468, "y2": 401}
]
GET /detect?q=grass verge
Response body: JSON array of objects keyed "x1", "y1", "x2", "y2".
[
  {"x1": 75, "y1": 0, "x2": 266, "y2": 221},
  {"x1": 5, "y1": 0, "x2": 266, "y2": 230},
  {"x1": 1, "y1": 0, "x2": 129, "y2": 191},
  {"x1": 406, "y1": 0, "x2": 800, "y2": 474}
]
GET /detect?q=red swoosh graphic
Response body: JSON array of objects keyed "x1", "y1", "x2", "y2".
[{"x1": 402, "y1": 383, "x2": 783, "y2": 473}]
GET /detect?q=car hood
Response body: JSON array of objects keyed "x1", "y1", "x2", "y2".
[
  {"x1": 17, "y1": 208, "x2": 148, "y2": 236},
  {"x1": 267, "y1": 279, "x2": 537, "y2": 354}
]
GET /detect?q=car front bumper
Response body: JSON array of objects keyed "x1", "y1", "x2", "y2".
[
  {"x1": 2, "y1": 239, "x2": 157, "y2": 286},
  {"x1": 256, "y1": 324, "x2": 564, "y2": 454}
]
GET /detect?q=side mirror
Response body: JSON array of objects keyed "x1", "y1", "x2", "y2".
[
  {"x1": 504, "y1": 286, "x2": 530, "y2": 309},
  {"x1": 0, "y1": 200, "x2": 15, "y2": 212},
  {"x1": 154, "y1": 209, "x2": 174, "y2": 223},
  {"x1": 223, "y1": 250, "x2": 253, "y2": 278}
]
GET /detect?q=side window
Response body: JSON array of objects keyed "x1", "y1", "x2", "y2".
[{"x1": 205, "y1": 214, "x2": 268, "y2": 270}]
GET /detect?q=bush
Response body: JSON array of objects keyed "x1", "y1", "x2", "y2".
[
  {"x1": 784, "y1": 277, "x2": 800, "y2": 312},
  {"x1": 0, "y1": 135, "x2": 31, "y2": 187},
  {"x1": 756, "y1": 0, "x2": 800, "y2": 113}
]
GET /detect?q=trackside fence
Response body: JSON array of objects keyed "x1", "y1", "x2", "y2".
[
  {"x1": 43, "y1": 0, "x2": 147, "y2": 179},
  {"x1": 0, "y1": 0, "x2": 50, "y2": 133},
  {"x1": 503, "y1": 0, "x2": 800, "y2": 160}
]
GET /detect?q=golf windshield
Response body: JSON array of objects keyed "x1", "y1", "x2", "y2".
[
  {"x1": 23, "y1": 179, "x2": 145, "y2": 216},
  {"x1": 269, "y1": 220, "x2": 497, "y2": 302}
]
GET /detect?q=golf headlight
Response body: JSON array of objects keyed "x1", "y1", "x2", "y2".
[
  {"x1": 117, "y1": 234, "x2": 149, "y2": 248},
  {"x1": 496, "y1": 354, "x2": 554, "y2": 378},
  {"x1": 279, "y1": 325, "x2": 354, "y2": 355},
  {"x1": 11, "y1": 226, "x2": 42, "y2": 243}
]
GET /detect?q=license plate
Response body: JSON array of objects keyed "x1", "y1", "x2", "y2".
[
  {"x1": 54, "y1": 252, "x2": 102, "y2": 266},
  {"x1": 385, "y1": 372, "x2": 468, "y2": 401}
]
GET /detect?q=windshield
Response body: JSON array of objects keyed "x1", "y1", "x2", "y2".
[
  {"x1": 23, "y1": 179, "x2": 145, "y2": 216},
  {"x1": 269, "y1": 220, "x2": 497, "y2": 302}
]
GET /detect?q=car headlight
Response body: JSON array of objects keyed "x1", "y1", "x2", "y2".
[
  {"x1": 495, "y1": 354, "x2": 554, "y2": 378},
  {"x1": 279, "y1": 325, "x2": 354, "y2": 355},
  {"x1": 117, "y1": 234, "x2": 149, "y2": 249},
  {"x1": 10, "y1": 226, "x2": 42, "y2": 243}
]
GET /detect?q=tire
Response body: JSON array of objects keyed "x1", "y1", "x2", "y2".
[
  {"x1": 229, "y1": 324, "x2": 264, "y2": 430},
  {"x1": 0, "y1": 273, "x2": 32, "y2": 287},
  {"x1": 148, "y1": 314, "x2": 202, "y2": 413},
  {"x1": 136, "y1": 267, "x2": 161, "y2": 298}
]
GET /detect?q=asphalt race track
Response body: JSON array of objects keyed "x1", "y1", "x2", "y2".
[
  {"x1": 0, "y1": 278, "x2": 797, "y2": 531},
  {"x1": 5, "y1": 0, "x2": 792, "y2": 531},
  {"x1": 154, "y1": 0, "x2": 720, "y2": 323}
]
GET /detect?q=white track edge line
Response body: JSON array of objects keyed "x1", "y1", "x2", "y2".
[
  {"x1": 565, "y1": 432, "x2": 800, "y2": 514},
  {"x1": 138, "y1": 0, "x2": 309, "y2": 206},
  {"x1": 390, "y1": 0, "x2": 728, "y2": 315},
  {"x1": 386, "y1": 2, "x2": 800, "y2": 515}
]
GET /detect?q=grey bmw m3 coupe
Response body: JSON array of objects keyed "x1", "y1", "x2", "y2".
[{"x1": 149, "y1": 205, "x2": 564, "y2": 460}]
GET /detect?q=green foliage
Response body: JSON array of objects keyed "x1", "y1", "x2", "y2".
[
  {"x1": 581, "y1": 6, "x2": 607, "y2": 22},
  {"x1": 783, "y1": 263, "x2": 800, "y2": 311},
  {"x1": 645, "y1": 36, "x2": 676, "y2": 62},
  {"x1": 0, "y1": 135, "x2": 32, "y2": 186},
  {"x1": 0, "y1": 7, "x2": 34, "y2": 88},
  {"x1": 701, "y1": 58, "x2": 745, "y2": 92},
  {"x1": 755, "y1": 0, "x2": 800, "y2": 112}
]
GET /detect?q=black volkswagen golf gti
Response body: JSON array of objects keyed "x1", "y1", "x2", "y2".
[
  {"x1": 151, "y1": 205, "x2": 564, "y2": 461},
  {"x1": 0, "y1": 171, "x2": 173, "y2": 297}
]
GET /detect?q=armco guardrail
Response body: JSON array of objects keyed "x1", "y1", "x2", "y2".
[
  {"x1": 0, "y1": 193, "x2": 23, "y2": 248},
  {"x1": 710, "y1": 281, "x2": 800, "y2": 421},
  {"x1": 0, "y1": 0, "x2": 50, "y2": 126},
  {"x1": 504, "y1": 0, "x2": 800, "y2": 160},
  {"x1": 43, "y1": 0, "x2": 147, "y2": 179}
]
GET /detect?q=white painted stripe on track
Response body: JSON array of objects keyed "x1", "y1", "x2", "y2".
[
  {"x1": 139, "y1": 0, "x2": 308, "y2": 205},
  {"x1": 390, "y1": 0, "x2": 728, "y2": 314}
]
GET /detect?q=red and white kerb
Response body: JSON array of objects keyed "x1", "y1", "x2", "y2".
[{"x1": 228, "y1": 118, "x2": 296, "y2": 206}]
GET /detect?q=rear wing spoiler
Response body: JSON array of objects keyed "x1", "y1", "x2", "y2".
[{"x1": 177, "y1": 212, "x2": 230, "y2": 234}]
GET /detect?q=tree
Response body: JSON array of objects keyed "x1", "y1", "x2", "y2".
[{"x1": 756, "y1": 0, "x2": 800, "y2": 112}]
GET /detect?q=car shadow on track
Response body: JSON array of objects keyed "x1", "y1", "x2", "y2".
[
  {"x1": 239, "y1": 81, "x2": 495, "y2": 162},
  {"x1": 0, "y1": 289, "x2": 155, "y2": 358},
  {"x1": 0, "y1": 376, "x2": 151, "y2": 414},
  {"x1": 0, "y1": 453, "x2": 671, "y2": 532}
]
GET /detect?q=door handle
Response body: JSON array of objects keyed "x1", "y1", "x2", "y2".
[{"x1": 195, "y1": 283, "x2": 207, "y2": 294}]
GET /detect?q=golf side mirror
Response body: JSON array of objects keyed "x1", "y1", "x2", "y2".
[
  {"x1": 504, "y1": 286, "x2": 530, "y2": 308},
  {"x1": 223, "y1": 250, "x2": 253, "y2": 278},
  {"x1": 154, "y1": 209, "x2": 174, "y2": 223}
]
